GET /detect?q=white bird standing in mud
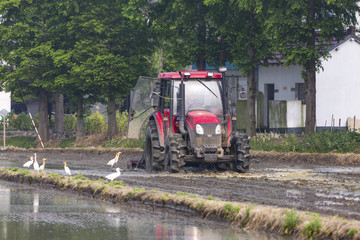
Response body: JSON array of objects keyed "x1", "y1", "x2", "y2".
[
  {"x1": 33, "y1": 154, "x2": 39, "y2": 171},
  {"x1": 39, "y1": 158, "x2": 46, "y2": 171},
  {"x1": 63, "y1": 162, "x2": 71, "y2": 175},
  {"x1": 107, "y1": 152, "x2": 122, "y2": 167},
  {"x1": 23, "y1": 156, "x2": 34, "y2": 168},
  {"x1": 105, "y1": 168, "x2": 122, "y2": 182}
]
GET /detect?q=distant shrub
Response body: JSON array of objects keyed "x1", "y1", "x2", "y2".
[
  {"x1": 303, "y1": 131, "x2": 357, "y2": 153},
  {"x1": 116, "y1": 110, "x2": 128, "y2": 135},
  {"x1": 250, "y1": 131, "x2": 359, "y2": 153},
  {"x1": 12, "y1": 112, "x2": 33, "y2": 131},
  {"x1": 249, "y1": 135, "x2": 278, "y2": 151},
  {"x1": 85, "y1": 112, "x2": 105, "y2": 133},
  {"x1": 64, "y1": 114, "x2": 77, "y2": 131}
]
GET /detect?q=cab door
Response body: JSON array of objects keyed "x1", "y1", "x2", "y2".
[{"x1": 127, "y1": 77, "x2": 160, "y2": 139}]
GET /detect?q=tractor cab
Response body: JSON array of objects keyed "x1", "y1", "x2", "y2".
[{"x1": 128, "y1": 71, "x2": 250, "y2": 173}]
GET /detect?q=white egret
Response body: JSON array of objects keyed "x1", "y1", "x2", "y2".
[
  {"x1": 33, "y1": 156, "x2": 39, "y2": 171},
  {"x1": 63, "y1": 162, "x2": 71, "y2": 175},
  {"x1": 23, "y1": 156, "x2": 34, "y2": 168},
  {"x1": 107, "y1": 152, "x2": 122, "y2": 167},
  {"x1": 105, "y1": 168, "x2": 122, "y2": 182},
  {"x1": 39, "y1": 158, "x2": 47, "y2": 171}
]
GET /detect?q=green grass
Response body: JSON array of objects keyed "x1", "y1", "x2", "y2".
[
  {"x1": 250, "y1": 131, "x2": 360, "y2": 154},
  {"x1": 305, "y1": 216, "x2": 322, "y2": 238},
  {"x1": 6, "y1": 136, "x2": 37, "y2": 149},
  {"x1": 57, "y1": 137, "x2": 76, "y2": 148},
  {"x1": 103, "y1": 136, "x2": 145, "y2": 148},
  {"x1": 347, "y1": 228, "x2": 358, "y2": 238},
  {"x1": 283, "y1": 209, "x2": 299, "y2": 235}
]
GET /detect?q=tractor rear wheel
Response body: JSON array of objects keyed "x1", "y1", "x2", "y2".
[
  {"x1": 164, "y1": 133, "x2": 186, "y2": 173},
  {"x1": 231, "y1": 133, "x2": 250, "y2": 173},
  {"x1": 144, "y1": 120, "x2": 164, "y2": 171}
]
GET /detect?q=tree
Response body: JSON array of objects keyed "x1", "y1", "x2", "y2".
[
  {"x1": 265, "y1": 0, "x2": 359, "y2": 133},
  {"x1": 205, "y1": 0, "x2": 274, "y2": 137},
  {"x1": 153, "y1": 0, "x2": 225, "y2": 71},
  {"x1": 0, "y1": 0, "x2": 70, "y2": 142},
  {"x1": 64, "y1": 0, "x2": 155, "y2": 139}
]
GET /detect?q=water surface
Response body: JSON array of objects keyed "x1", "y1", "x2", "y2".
[{"x1": 0, "y1": 180, "x2": 279, "y2": 240}]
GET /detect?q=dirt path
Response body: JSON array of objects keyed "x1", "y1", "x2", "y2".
[{"x1": 1, "y1": 148, "x2": 360, "y2": 220}]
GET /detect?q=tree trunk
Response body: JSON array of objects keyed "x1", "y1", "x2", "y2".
[
  {"x1": 38, "y1": 89, "x2": 49, "y2": 142},
  {"x1": 245, "y1": 9, "x2": 257, "y2": 137},
  {"x1": 158, "y1": 48, "x2": 163, "y2": 75},
  {"x1": 305, "y1": 66, "x2": 316, "y2": 134},
  {"x1": 107, "y1": 95, "x2": 118, "y2": 139},
  {"x1": 305, "y1": 0, "x2": 316, "y2": 134},
  {"x1": 246, "y1": 64, "x2": 256, "y2": 137},
  {"x1": 218, "y1": 37, "x2": 227, "y2": 66},
  {"x1": 54, "y1": 93, "x2": 64, "y2": 135},
  {"x1": 76, "y1": 98, "x2": 85, "y2": 140}
]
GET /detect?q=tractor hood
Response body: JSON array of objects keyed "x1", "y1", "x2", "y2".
[{"x1": 186, "y1": 111, "x2": 220, "y2": 130}]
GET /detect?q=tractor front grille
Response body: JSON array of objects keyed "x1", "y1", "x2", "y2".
[
  {"x1": 195, "y1": 135, "x2": 221, "y2": 147},
  {"x1": 201, "y1": 124, "x2": 217, "y2": 135}
]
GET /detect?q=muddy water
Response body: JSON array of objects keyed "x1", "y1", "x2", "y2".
[
  {"x1": 2, "y1": 149, "x2": 360, "y2": 221},
  {"x1": 0, "y1": 180, "x2": 280, "y2": 240}
]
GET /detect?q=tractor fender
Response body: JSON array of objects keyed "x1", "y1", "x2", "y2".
[{"x1": 149, "y1": 112, "x2": 165, "y2": 147}]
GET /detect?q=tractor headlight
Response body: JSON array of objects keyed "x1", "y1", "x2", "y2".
[
  {"x1": 215, "y1": 124, "x2": 221, "y2": 134},
  {"x1": 196, "y1": 124, "x2": 204, "y2": 135}
]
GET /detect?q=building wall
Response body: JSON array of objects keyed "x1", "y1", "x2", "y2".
[
  {"x1": 316, "y1": 38, "x2": 360, "y2": 127},
  {"x1": 0, "y1": 91, "x2": 11, "y2": 113},
  {"x1": 258, "y1": 65, "x2": 303, "y2": 101}
]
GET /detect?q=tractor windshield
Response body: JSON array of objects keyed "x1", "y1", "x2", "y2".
[{"x1": 173, "y1": 79, "x2": 223, "y2": 116}]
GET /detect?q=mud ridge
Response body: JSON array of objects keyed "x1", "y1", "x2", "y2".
[
  {"x1": 0, "y1": 168, "x2": 359, "y2": 240},
  {"x1": 252, "y1": 150, "x2": 360, "y2": 166}
]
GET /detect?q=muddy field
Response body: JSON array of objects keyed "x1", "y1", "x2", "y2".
[{"x1": 1, "y1": 148, "x2": 360, "y2": 221}]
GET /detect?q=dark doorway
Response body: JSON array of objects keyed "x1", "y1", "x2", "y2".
[{"x1": 264, "y1": 84, "x2": 275, "y2": 129}]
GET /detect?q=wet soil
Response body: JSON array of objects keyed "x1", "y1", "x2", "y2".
[{"x1": 1, "y1": 148, "x2": 360, "y2": 221}]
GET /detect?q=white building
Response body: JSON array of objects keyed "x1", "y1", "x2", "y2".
[
  {"x1": 317, "y1": 35, "x2": 360, "y2": 129},
  {"x1": 197, "y1": 34, "x2": 360, "y2": 132},
  {"x1": 0, "y1": 90, "x2": 11, "y2": 114}
]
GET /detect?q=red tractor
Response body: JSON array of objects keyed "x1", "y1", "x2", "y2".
[{"x1": 127, "y1": 70, "x2": 250, "y2": 173}]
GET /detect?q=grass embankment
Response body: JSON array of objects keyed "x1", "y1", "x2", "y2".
[
  {"x1": 0, "y1": 167, "x2": 359, "y2": 240},
  {"x1": 5, "y1": 135, "x2": 145, "y2": 149}
]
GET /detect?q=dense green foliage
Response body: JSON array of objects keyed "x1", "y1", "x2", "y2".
[
  {"x1": 250, "y1": 131, "x2": 360, "y2": 153},
  {"x1": 0, "y1": 112, "x2": 39, "y2": 131},
  {"x1": 64, "y1": 114, "x2": 77, "y2": 132},
  {"x1": 116, "y1": 110, "x2": 129, "y2": 136},
  {"x1": 85, "y1": 112, "x2": 106, "y2": 133}
]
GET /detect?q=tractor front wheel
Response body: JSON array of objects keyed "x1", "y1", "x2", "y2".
[
  {"x1": 144, "y1": 120, "x2": 164, "y2": 171},
  {"x1": 231, "y1": 133, "x2": 250, "y2": 173},
  {"x1": 164, "y1": 133, "x2": 186, "y2": 173}
]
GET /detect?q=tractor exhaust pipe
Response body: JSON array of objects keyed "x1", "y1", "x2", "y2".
[{"x1": 179, "y1": 72, "x2": 188, "y2": 135}]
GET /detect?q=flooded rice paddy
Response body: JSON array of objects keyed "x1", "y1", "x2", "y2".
[
  {"x1": 1, "y1": 149, "x2": 360, "y2": 238},
  {"x1": 0, "y1": 180, "x2": 279, "y2": 240}
]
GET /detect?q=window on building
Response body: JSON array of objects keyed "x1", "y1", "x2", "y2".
[{"x1": 295, "y1": 83, "x2": 306, "y2": 104}]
